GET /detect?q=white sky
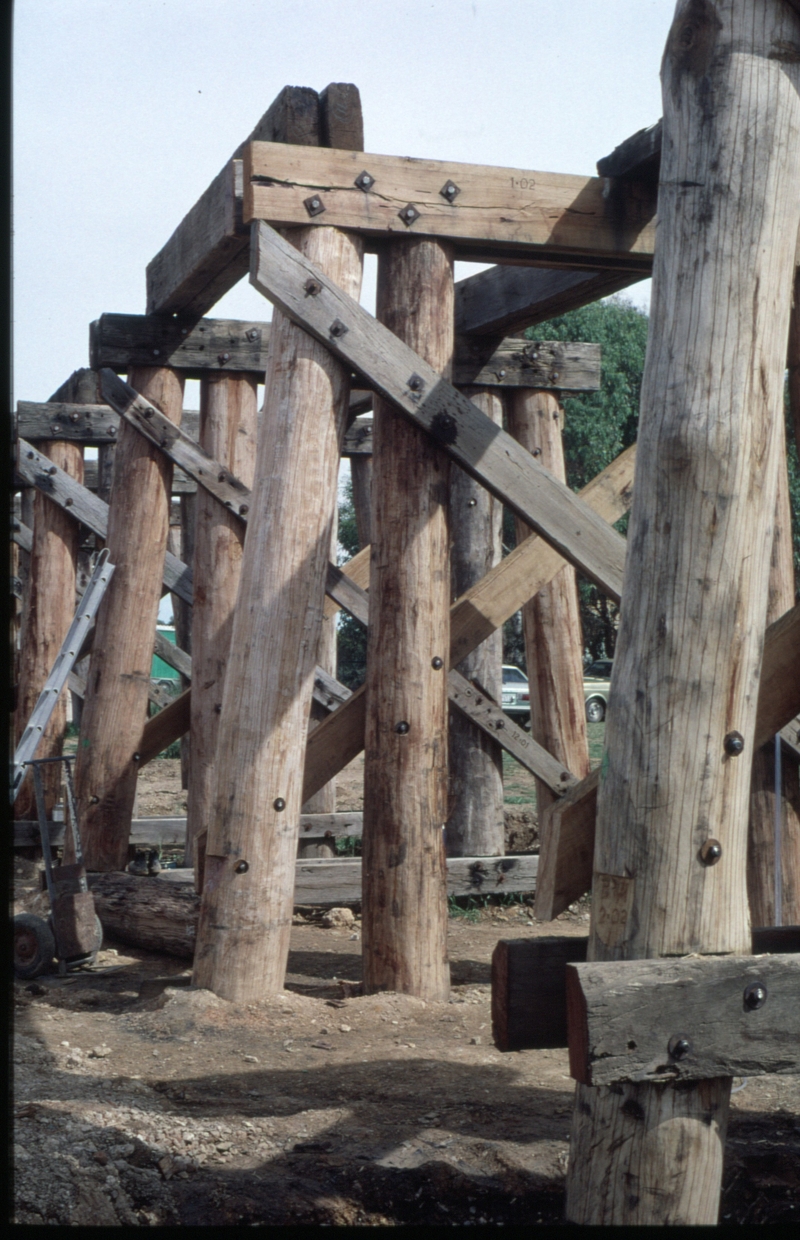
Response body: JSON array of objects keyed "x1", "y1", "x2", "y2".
[{"x1": 12, "y1": 0, "x2": 673, "y2": 408}]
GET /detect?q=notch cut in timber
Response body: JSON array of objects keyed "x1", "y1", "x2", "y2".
[
  {"x1": 565, "y1": 954, "x2": 800, "y2": 1087},
  {"x1": 249, "y1": 220, "x2": 627, "y2": 602}
]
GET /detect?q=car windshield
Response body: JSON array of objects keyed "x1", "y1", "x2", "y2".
[
  {"x1": 503, "y1": 667, "x2": 527, "y2": 684},
  {"x1": 585, "y1": 661, "x2": 613, "y2": 678}
]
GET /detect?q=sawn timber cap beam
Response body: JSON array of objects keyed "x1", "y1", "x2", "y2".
[
  {"x1": 244, "y1": 142, "x2": 656, "y2": 271},
  {"x1": 90, "y1": 312, "x2": 600, "y2": 392},
  {"x1": 566, "y1": 954, "x2": 800, "y2": 1087},
  {"x1": 249, "y1": 219, "x2": 626, "y2": 602}
]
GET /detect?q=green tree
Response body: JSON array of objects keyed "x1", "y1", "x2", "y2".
[{"x1": 336, "y1": 474, "x2": 368, "y2": 689}]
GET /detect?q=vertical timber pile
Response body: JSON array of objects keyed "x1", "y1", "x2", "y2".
[
  {"x1": 173, "y1": 492, "x2": 195, "y2": 791},
  {"x1": 13, "y1": 371, "x2": 88, "y2": 819},
  {"x1": 303, "y1": 83, "x2": 365, "y2": 817},
  {"x1": 507, "y1": 389, "x2": 590, "y2": 823},
  {"x1": 192, "y1": 102, "x2": 365, "y2": 1002},
  {"x1": 362, "y1": 239, "x2": 453, "y2": 1000},
  {"x1": 565, "y1": 0, "x2": 800, "y2": 1224},
  {"x1": 75, "y1": 367, "x2": 184, "y2": 870},
  {"x1": 748, "y1": 421, "x2": 800, "y2": 925},
  {"x1": 445, "y1": 388, "x2": 504, "y2": 856},
  {"x1": 186, "y1": 372, "x2": 258, "y2": 870}
]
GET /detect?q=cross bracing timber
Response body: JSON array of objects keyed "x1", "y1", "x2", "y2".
[{"x1": 249, "y1": 220, "x2": 627, "y2": 600}]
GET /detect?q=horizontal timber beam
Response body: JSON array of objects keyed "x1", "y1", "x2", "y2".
[
  {"x1": 244, "y1": 142, "x2": 657, "y2": 270},
  {"x1": 454, "y1": 265, "x2": 645, "y2": 339},
  {"x1": 535, "y1": 600, "x2": 800, "y2": 921},
  {"x1": 14, "y1": 811, "x2": 365, "y2": 850},
  {"x1": 250, "y1": 221, "x2": 627, "y2": 600},
  {"x1": 566, "y1": 953, "x2": 800, "y2": 1086},
  {"x1": 491, "y1": 927, "x2": 800, "y2": 1053}
]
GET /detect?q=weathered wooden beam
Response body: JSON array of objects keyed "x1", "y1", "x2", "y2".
[
  {"x1": 596, "y1": 120, "x2": 662, "y2": 181},
  {"x1": 86, "y1": 853, "x2": 540, "y2": 956},
  {"x1": 16, "y1": 402, "x2": 119, "y2": 445},
  {"x1": 146, "y1": 86, "x2": 321, "y2": 316},
  {"x1": 250, "y1": 220, "x2": 627, "y2": 602},
  {"x1": 16, "y1": 438, "x2": 193, "y2": 605},
  {"x1": 90, "y1": 314, "x2": 269, "y2": 376},
  {"x1": 491, "y1": 926, "x2": 800, "y2": 1054},
  {"x1": 453, "y1": 265, "x2": 644, "y2": 339},
  {"x1": 566, "y1": 953, "x2": 800, "y2": 1087},
  {"x1": 11, "y1": 520, "x2": 33, "y2": 553},
  {"x1": 15, "y1": 811, "x2": 366, "y2": 850},
  {"x1": 303, "y1": 444, "x2": 636, "y2": 804},
  {"x1": 244, "y1": 142, "x2": 657, "y2": 271},
  {"x1": 536, "y1": 599, "x2": 800, "y2": 922},
  {"x1": 341, "y1": 416, "x2": 372, "y2": 456},
  {"x1": 453, "y1": 339, "x2": 600, "y2": 390}
]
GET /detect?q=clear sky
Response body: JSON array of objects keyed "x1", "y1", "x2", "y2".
[{"x1": 12, "y1": 0, "x2": 673, "y2": 407}]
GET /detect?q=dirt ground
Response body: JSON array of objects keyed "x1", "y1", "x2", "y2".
[{"x1": 11, "y1": 755, "x2": 800, "y2": 1226}]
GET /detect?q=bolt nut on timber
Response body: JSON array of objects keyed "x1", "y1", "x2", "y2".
[{"x1": 723, "y1": 730, "x2": 745, "y2": 756}]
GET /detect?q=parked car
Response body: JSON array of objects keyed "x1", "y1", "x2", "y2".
[
  {"x1": 501, "y1": 664, "x2": 531, "y2": 727},
  {"x1": 583, "y1": 659, "x2": 613, "y2": 723}
]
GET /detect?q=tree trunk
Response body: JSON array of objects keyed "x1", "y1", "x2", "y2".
[
  {"x1": 192, "y1": 225, "x2": 364, "y2": 1001},
  {"x1": 445, "y1": 387, "x2": 504, "y2": 857},
  {"x1": 14, "y1": 441, "x2": 83, "y2": 819},
  {"x1": 174, "y1": 492, "x2": 196, "y2": 791},
  {"x1": 507, "y1": 389, "x2": 590, "y2": 824},
  {"x1": 565, "y1": 1, "x2": 800, "y2": 1225},
  {"x1": 75, "y1": 367, "x2": 184, "y2": 871},
  {"x1": 361, "y1": 238, "x2": 453, "y2": 1001}
]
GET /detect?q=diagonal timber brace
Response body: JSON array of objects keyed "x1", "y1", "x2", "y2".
[{"x1": 248, "y1": 220, "x2": 627, "y2": 601}]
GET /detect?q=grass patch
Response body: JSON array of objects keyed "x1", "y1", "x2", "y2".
[{"x1": 448, "y1": 891, "x2": 535, "y2": 919}]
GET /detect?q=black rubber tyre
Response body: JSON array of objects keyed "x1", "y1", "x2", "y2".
[
  {"x1": 13, "y1": 914, "x2": 56, "y2": 979},
  {"x1": 585, "y1": 697, "x2": 606, "y2": 724}
]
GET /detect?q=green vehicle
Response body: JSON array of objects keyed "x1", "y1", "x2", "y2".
[{"x1": 151, "y1": 626, "x2": 180, "y2": 687}]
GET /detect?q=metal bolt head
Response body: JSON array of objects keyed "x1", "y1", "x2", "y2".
[
  {"x1": 398, "y1": 203, "x2": 420, "y2": 226},
  {"x1": 354, "y1": 170, "x2": 375, "y2": 192},
  {"x1": 51, "y1": 424, "x2": 60, "y2": 434},
  {"x1": 90, "y1": 795, "x2": 100, "y2": 805},
  {"x1": 743, "y1": 981, "x2": 767, "y2": 1011},
  {"x1": 304, "y1": 195, "x2": 326, "y2": 217},
  {"x1": 69, "y1": 412, "x2": 79, "y2": 422},
  {"x1": 246, "y1": 328, "x2": 259, "y2": 341},
  {"x1": 65, "y1": 497, "x2": 73, "y2": 507},
  {"x1": 395, "y1": 721, "x2": 410, "y2": 734},
  {"x1": 273, "y1": 798, "x2": 286, "y2": 812},
  {"x1": 108, "y1": 426, "x2": 116, "y2": 436},
  {"x1": 668, "y1": 1034, "x2": 692, "y2": 1060},
  {"x1": 431, "y1": 657, "x2": 444, "y2": 670},
  {"x1": 47, "y1": 465, "x2": 57, "y2": 475},
  {"x1": 440, "y1": 179, "x2": 461, "y2": 203},
  {"x1": 235, "y1": 860, "x2": 249, "y2": 874},
  {"x1": 239, "y1": 504, "x2": 249, "y2": 515},
  {"x1": 329, "y1": 319, "x2": 348, "y2": 338},
  {"x1": 700, "y1": 838, "x2": 723, "y2": 866},
  {"x1": 724, "y1": 730, "x2": 745, "y2": 756},
  {"x1": 467, "y1": 497, "x2": 477, "y2": 507},
  {"x1": 133, "y1": 752, "x2": 141, "y2": 762},
  {"x1": 304, "y1": 278, "x2": 322, "y2": 297},
  {"x1": 407, "y1": 373, "x2": 425, "y2": 392}
]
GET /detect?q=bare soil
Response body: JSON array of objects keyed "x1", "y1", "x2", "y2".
[{"x1": 11, "y1": 755, "x2": 800, "y2": 1226}]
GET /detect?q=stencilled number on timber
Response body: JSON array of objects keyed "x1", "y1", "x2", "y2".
[
  {"x1": 510, "y1": 176, "x2": 536, "y2": 190},
  {"x1": 594, "y1": 872, "x2": 634, "y2": 948}
]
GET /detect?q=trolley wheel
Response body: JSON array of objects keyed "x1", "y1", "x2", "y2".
[{"x1": 13, "y1": 914, "x2": 56, "y2": 979}]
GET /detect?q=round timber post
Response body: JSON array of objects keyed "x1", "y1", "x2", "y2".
[
  {"x1": 445, "y1": 387, "x2": 504, "y2": 858},
  {"x1": 185, "y1": 372, "x2": 258, "y2": 871},
  {"x1": 565, "y1": 1, "x2": 800, "y2": 1224},
  {"x1": 75, "y1": 366, "x2": 185, "y2": 871},
  {"x1": 361, "y1": 237, "x2": 454, "y2": 1001},
  {"x1": 507, "y1": 388, "x2": 590, "y2": 825}
]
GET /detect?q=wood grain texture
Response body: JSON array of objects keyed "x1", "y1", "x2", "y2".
[
  {"x1": 75, "y1": 367, "x2": 185, "y2": 870},
  {"x1": 454, "y1": 265, "x2": 645, "y2": 339},
  {"x1": 16, "y1": 438, "x2": 193, "y2": 605},
  {"x1": 596, "y1": 120, "x2": 662, "y2": 181},
  {"x1": 16, "y1": 402, "x2": 119, "y2": 444},
  {"x1": 186, "y1": 372, "x2": 258, "y2": 869},
  {"x1": 192, "y1": 222, "x2": 364, "y2": 1002},
  {"x1": 508, "y1": 390, "x2": 590, "y2": 823},
  {"x1": 492, "y1": 936, "x2": 589, "y2": 1052},
  {"x1": 319, "y1": 82, "x2": 363, "y2": 151},
  {"x1": 446, "y1": 388, "x2": 504, "y2": 857},
  {"x1": 748, "y1": 422, "x2": 800, "y2": 926},
  {"x1": 250, "y1": 220, "x2": 627, "y2": 600},
  {"x1": 566, "y1": 953, "x2": 800, "y2": 1086},
  {"x1": 244, "y1": 142, "x2": 657, "y2": 269},
  {"x1": 302, "y1": 445, "x2": 636, "y2": 804},
  {"x1": 349, "y1": 456, "x2": 372, "y2": 546},
  {"x1": 567, "y1": 1, "x2": 800, "y2": 1225},
  {"x1": 13, "y1": 440, "x2": 83, "y2": 819},
  {"x1": 90, "y1": 313, "x2": 269, "y2": 376},
  {"x1": 361, "y1": 238, "x2": 453, "y2": 1001},
  {"x1": 146, "y1": 86, "x2": 321, "y2": 316},
  {"x1": 453, "y1": 339, "x2": 601, "y2": 390}
]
